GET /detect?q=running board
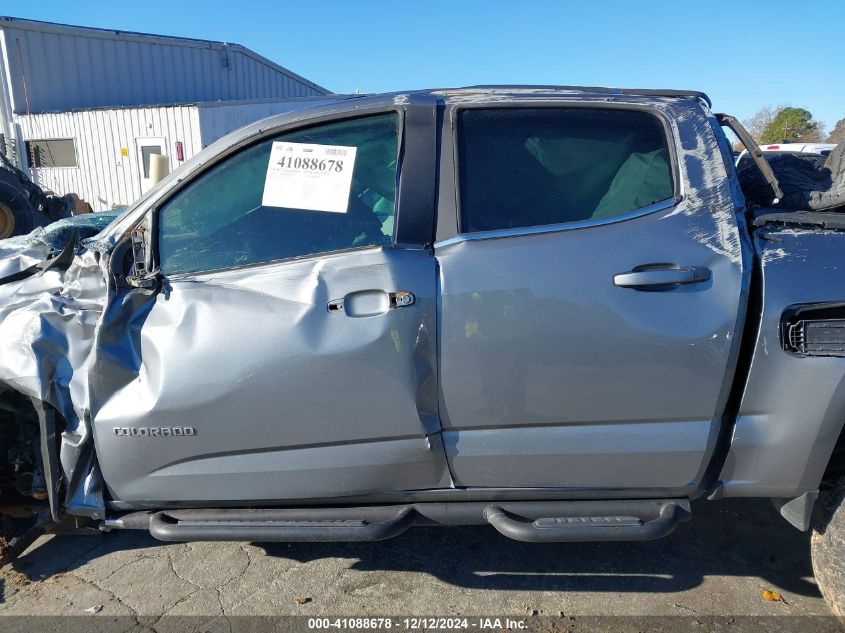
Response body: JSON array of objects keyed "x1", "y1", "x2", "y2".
[
  {"x1": 128, "y1": 499, "x2": 691, "y2": 543},
  {"x1": 483, "y1": 501, "x2": 688, "y2": 542},
  {"x1": 149, "y1": 507, "x2": 417, "y2": 542}
]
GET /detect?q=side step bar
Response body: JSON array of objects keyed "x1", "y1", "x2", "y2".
[
  {"x1": 149, "y1": 507, "x2": 417, "y2": 542},
  {"x1": 111, "y1": 499, "x2": 691, "y2": 544},
  {"x1": 484, "y1": 502, "x2": 685, "y2": 542}
]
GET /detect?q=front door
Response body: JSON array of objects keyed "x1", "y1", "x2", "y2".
[
  {"x1": 94, "y1": 109, "x2": 449, "y2": 504},
  {"x1": 435, "y1": 104, "x2": 746, "y2": 494}
]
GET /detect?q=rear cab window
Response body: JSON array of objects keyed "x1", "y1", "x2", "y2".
[{"x1": 456, "y1": 108, "x2": 674, "y2": 233}]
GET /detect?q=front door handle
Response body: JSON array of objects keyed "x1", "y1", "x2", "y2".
[
  {"x1": 613, "y1": 264, "x2": 711, "y2": 289},
  {"x1": 327, "y1": 290, "x2": 415, "y2": 317}
]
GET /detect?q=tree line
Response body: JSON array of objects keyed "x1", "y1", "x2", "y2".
[{"x1": 744, "y1": 106, "x2": 844, "y2": 145}]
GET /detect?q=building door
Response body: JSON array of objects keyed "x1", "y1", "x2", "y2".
[{"x1": 136, "y1": 137, "x2": 167, "y2": 194}]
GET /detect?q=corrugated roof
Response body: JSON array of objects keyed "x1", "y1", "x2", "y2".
[{"x1": 0, "y1": 16, "x2": 330, "y2": 113}]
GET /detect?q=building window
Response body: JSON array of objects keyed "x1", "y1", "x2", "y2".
[
  {"x1": 26, "y1": 139, "x2": 78, "y2": 168},
  {"x1": 141, "y1": 145, "x2": 162, "y2": 178}
]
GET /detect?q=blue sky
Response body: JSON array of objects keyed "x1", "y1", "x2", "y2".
[{"x1": 7, "y1": 0, "x2": 845, "y2": 132}]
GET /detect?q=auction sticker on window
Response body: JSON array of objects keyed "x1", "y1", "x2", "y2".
[{"x1": 262, "y1": 142, "x2": 358, "y2": 212}]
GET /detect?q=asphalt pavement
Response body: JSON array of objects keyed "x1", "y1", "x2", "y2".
[{"x1": 0, "y1": 498, "x2": 838, "y2": 631}]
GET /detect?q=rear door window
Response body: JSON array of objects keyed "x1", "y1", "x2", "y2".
[
  {"x1": 158, "y1": 113, "x2": 400, "y2": 275},
  {"x1": 457, "y1": 108, "x2": 674, "y2": 233}
]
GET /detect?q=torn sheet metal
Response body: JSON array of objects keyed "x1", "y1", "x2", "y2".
[
  {"x1": 0, "y1": 248, "x2": 107, "y2": 517},
  {"x1": 0, "y1": 212, "x2": 119, "y2": 280},
  {"x1": 0, "y1": 212, "x2": 118, "y2": 517}
]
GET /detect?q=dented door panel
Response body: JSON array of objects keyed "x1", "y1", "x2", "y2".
[{"x1": 93, "y1": 247, "x2": 449, "y2": 504}]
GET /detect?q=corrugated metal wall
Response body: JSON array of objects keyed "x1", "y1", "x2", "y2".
[
  {"x1": 15, "y1": 106, "x2": 201, "y2": 210},
  {"x1": 1, "y1": 18, "x2": 328, "y2": 114}
]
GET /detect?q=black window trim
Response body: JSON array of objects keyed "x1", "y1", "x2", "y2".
[
  {"x1": 151, "y1": 107, "x2": 407, "y2": 279},
  {"x1": 442, "y1": 102, "x2": 682, "y2": 245}
]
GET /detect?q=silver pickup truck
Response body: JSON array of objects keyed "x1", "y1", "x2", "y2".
[{"x1": 1, "y1": 87, "x2": 844, "y2": 614}]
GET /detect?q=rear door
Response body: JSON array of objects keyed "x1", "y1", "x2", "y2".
[
  {"x1": 435, "y1": 102, "x2": 746, "y2": 494},
  {"x1": 93, "y1": 101, "x2": 450, "y2": 504}
]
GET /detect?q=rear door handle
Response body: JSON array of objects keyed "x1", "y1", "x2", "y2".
[{"x1": 613, "y1": 264, "x2": 711, "y2": 289}]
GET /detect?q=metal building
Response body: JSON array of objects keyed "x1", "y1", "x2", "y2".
[{"x1": 0, "y1": 16, "x2": 333, "y2": 210}]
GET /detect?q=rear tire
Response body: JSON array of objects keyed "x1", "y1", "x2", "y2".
[{"x1": 811, "y1": 477, "x2": 845, "y2": 617}]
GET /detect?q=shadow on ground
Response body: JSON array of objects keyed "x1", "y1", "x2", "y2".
[{"x1": 2, "y1": 498, "x2": 820, "y2": 603}]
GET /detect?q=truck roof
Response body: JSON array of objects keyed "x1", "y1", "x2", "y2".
[
  {"x1": 432, "y1": 85, "x2": 712, "y2": 106},
  {"x1": 343, "y1": 86, "x2": 711, "y2": 107}
]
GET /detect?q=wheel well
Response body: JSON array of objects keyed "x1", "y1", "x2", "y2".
[
  {"x1": 0, "y1": 389, "x2": 45, "y2": 498},
  {"x1": 823, "y1": 421, "x2": 845, "y2": 488}
]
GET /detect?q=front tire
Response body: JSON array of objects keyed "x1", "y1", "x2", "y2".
[{"x1": 812, "y1": 478, "x2": 845, "y2": 617}]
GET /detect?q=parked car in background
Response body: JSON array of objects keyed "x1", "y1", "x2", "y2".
[
  {"x1": 1, "y1": 86, "x2": 845, "y2": 615},
  {"x1": 761, "y1": 142, "x2": 837, "y2": 156},
  {"x1": 736, "y1": 142, "x2": 837, "y2": 171}
]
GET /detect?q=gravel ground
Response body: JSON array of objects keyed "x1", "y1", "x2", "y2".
[{"x1": 0, "y1": 498, "x2": 838, "y2": 631}]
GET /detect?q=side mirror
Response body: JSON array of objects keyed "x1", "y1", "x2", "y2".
[{"x1": 126, "y1": 225, "x2": 159, "y2": 289}]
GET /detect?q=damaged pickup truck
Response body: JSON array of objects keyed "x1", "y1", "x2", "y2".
[{"x1": 2, "y1": 87, "x2": 845, "y2": 613}]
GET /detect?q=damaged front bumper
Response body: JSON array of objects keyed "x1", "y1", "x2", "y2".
[{"x1": 0, "y1": 213, "x2": 119, "y2": 520}]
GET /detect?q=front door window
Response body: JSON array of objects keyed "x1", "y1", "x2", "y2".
[{"x1": 157, "y1": 113, "x2": 400, "y2": 275}]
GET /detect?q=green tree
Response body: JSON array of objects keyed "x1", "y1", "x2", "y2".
[
  {"x1": 828, "y1": 118, "x2": 845, "y2": 145},
  {"x1": 744, "y1": 106, "x2": 782, "y2": 143},
  {"x1": 760, "y1": 107, "x2": 822, "y2": 144}
]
